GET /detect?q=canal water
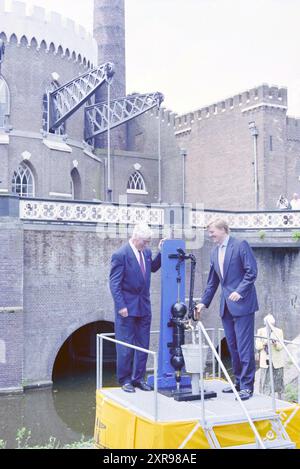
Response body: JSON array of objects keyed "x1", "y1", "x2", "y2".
[{"x1": 0, "y1": 364, "x2": 116, "y2": 449}]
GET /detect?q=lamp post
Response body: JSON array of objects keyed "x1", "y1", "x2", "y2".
[
  {"x1": 180, "y1": 148, "x2": 187, "y2": 205},
  {"x1": 248, "y1": 121, "x2": 259, "y2": 210}
]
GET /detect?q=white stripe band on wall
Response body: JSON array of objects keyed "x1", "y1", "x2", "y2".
[{"x1": 49, "y1": 192, "x2": 73, "y2": 198}]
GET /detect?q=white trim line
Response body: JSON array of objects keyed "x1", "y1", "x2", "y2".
[
  {"x1": 0, "y1": 189, "x2": 9, "y2": 193},
  {"x1": 126, "y1": 189, "x2": 148, "y2": 195},
  {"x1": 242, "y1": 103, "x2": 288, "y2": 113},
  {"x1": 49, "y1": 192, "x2": 73, "y2": 198}
]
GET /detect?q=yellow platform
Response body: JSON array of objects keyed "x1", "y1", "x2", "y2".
[{"x1": 94, "y1": 379, "x2": 300, "y2": 449}]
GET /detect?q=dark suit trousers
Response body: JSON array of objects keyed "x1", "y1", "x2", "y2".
[
  {"x1": 222, "y1": 305, "x2": 255, "y2": 391},
  {"x1": 115, "y1": 314, "x2": 151, "y2": 385}
]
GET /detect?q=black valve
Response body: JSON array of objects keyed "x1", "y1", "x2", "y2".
[{"x1": 168, "y1": 302, "x2": 187, "y2": 384}]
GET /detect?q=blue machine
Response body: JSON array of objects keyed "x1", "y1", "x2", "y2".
[
  {"x1": 148, "y1": 239, "x2": 193, "y2": 389},
  {"x1": 148, "y1": 239, "x2": 217, "y2": 401}
]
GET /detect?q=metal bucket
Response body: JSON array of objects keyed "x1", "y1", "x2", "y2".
[{"x1": 181, "y1": 343, "x2": 209, "y2": 374}]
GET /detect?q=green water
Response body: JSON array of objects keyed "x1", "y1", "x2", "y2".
[{"x1": 0, "y1": 364, "x2": 117, "y2": 449}]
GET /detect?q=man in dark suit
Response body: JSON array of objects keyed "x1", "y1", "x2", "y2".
[
  {"x1": 195, "y1": 219, "x2": 258, "y2": 400},
  {"x1": 109, "y1": 224, "x2": 162, "y2": 393}
]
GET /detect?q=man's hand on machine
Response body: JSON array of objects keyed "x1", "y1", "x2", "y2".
[
  {"x1": 194, "y1": 302, "x2": 206, "y2": 320},
  {"x1": 158, "y1": 238, "x2": 167, "y2": 251}
]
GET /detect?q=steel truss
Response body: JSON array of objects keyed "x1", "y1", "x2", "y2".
[
  {"x1": 84, "y1": 92, "x2": 164, "y2": 141},
  {"x1": 48, "y1": 62, "x2": 114, "y2": 132}
]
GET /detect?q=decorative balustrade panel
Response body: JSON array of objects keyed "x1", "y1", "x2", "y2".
[
  {"x1": 18, "y1": 200, "x2": 300, "y2": 229},
  {"x1": 191, "y1": 210, "x2": 300, "y2": 230},
  {"x1": 20, "y1": 200, "x2": 164, "y2": 226}
]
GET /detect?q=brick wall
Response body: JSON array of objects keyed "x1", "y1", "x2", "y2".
[{"x1": 0, "y1": 219, "x2": 23, "y2": 391}]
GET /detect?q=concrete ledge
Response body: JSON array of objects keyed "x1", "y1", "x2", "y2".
[{"x1": 23, "y1": 381, "x2": 53, "y2": 391}]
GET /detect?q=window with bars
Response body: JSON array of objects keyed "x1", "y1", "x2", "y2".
[
  {"x1": 127, "y1": 171, "x2": 147, "y2": 194},
  {"x1": 12, "y1": 163, "x2": 35, "y2": 197},
  {"x1": 0, "y1": 76, "x2": 9, "y2": 128}
]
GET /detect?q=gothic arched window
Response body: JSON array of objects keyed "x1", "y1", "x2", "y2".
[
  {"x1": 12, "y1": 163, "x2": 35, "y2": 197},
  {"x1": 127, "y1": 171, "x2": 147, "y2": 194},
  {"x1": 0, "y1": 76, "x2": 10, "y2": 128}
]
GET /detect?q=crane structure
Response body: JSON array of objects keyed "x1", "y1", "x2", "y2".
[
  {"x1": 84, "y1": 92, "x2": 164, "y2": 142},
  {"x1": 46, "y1": 62, "x2": 164, "y2": 142}
]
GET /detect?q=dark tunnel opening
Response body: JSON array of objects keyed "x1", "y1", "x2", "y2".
[{"x1": 52, "y1": 321, "x2": 116, "y2": 385}]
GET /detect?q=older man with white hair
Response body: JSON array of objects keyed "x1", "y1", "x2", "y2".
[{"x1": 109, "y1": 224, "x2": 162, "y2": 393}]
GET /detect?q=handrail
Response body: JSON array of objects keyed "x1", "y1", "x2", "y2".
[
  {"x1": 196, "y1": 321, "x2": 266, "y2": 449},
  {"x1": 96, "y1": 332, "x2": 159, "y2": 420}
]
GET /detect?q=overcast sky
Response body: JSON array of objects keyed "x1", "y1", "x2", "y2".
[{"x1": 21, "y1": 0, "x2": 300, "y2": 116}]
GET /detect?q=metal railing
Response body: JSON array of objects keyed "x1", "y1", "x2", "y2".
[
  {"x1": 179, "y1": 322, "x2": 266, "y2": 449},
  {"x1": 96, "y1": 332, "x2": 159, "y2": 420},
  {"x1": 96, "y1": 324, "x2": 300, "y2": 449}
]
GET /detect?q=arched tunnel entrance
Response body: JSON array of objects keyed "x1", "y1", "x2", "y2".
[
  {"x1": 52, "y1": 321, "x2": 116, "y2": 385},
  {"x1": 50, "y1": 321, "x2": 116, "y2": 437}
]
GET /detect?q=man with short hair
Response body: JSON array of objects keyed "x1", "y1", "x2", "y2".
[
  {"x1": 290, "y1": 193, "x2": 300, "y2": 210},
  {"x1": 195, "y1": 219, "x2": 259, "y2": 400},
  {"x1": 109, "y1": 224, "x2": 162, "y2": 393}
]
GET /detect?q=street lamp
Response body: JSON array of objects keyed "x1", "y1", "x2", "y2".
[
  {"x1": 248, "y1": 121, "x2": 259, "y2": 210},
  {"x1": 180, "y1": 148, "x2": 187, "y2": 205}
]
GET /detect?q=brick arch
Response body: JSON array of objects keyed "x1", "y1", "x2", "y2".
[{"x1": 47, "y1": 314, "x2": 112, "y2": 381}]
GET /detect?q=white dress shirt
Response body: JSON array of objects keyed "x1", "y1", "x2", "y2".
[
  {"x1": 129, "y1": 239, "x2": 145, "y2": 272},
  {"x1": 218, "y1": 235, "x2": 230, "y2": 278}
]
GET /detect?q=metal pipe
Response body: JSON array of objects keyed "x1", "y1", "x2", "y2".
[
  {"x1": 253, "y1": 134, "x2": 259, "y2": 210},
  {"x1": 198, "y1": 324, "x2": 207, "y2": 427},
  {"x1": 99, "y1": 335, "x2": 103, "y2": 389},
  {"x1": 158, "y1": 109, "x2": 161, "y2": 203},
  {"x1": 154, "y1": 352, "x2": 158, "y2": 421},
  {"x1": 107, "y1": 81, "x2": 112, "y2": 202},
  {"x1": 248, "y1": 122, "x2": 259, "y2": 210},
  {"x1": 212, "y1": 328, "x2": 216, "y2": 379},
  {"x1": 96, "y1": 334, "x2": 99, "y2": 389},
  {"x1": 218, "y1": 328, "x2": 222, "y2": 378}
]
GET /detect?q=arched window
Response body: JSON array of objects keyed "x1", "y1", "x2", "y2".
[
  {"x1": 71, "y1": 168, "x2": 82, "y2": 200},
  {"x1": 127, "y1": 171, "x2": 147, "y2": 194},
  {"x1": 0, "y1": 76, "x2": 10, "y2": 128},
  {"x1": 12, "y1": 163, "x2": 35, "y2": 197}
]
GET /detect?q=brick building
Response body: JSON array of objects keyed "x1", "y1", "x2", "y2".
[{"x1": 0, "y1": 0, "x2": 300, "y2": 393}]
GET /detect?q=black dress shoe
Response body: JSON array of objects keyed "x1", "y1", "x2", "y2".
[
  {"x1": 121, "y1": 383, "x2": 136, "y2": 393},
  {"x1": 235, "y1": 389, "x2": 253, "y2": 401},
  {"x1": 222, "y1": 384, "x2": 240, "y2": 393},
  {"x1": 133, "y1": 381, "x2": 153, "y2": 391}
]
